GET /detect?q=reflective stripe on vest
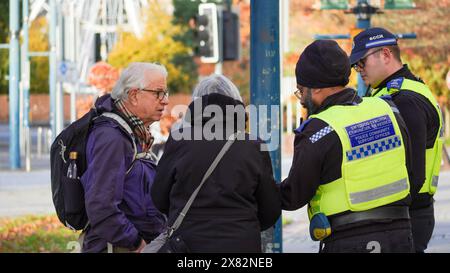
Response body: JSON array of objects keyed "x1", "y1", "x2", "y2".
[
  {"x1": 372, "y1": 78, "x2": 443, "y2": 195},
  {"x1": 350, "y1": 178, "x2": 408, "y2": 204},
  {"x1": 307, "y1": 97, "x2": 410, "y2": 218}
]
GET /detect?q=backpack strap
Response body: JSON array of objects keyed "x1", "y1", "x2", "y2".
[
  {"x1": 100, "y1": 112, "x2": 142, "y2": 174},
  {"x1": 80, "y1": 112, "x2": 147, "y2": 252}
]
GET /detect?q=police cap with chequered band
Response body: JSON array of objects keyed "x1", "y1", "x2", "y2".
[{"x1": 349, "y1": 27, "x2": 398, "y2": 66}]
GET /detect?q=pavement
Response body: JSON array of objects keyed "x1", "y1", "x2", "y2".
[
  {"x1": 281, "y1": 164, "x2": 450, "y2": 253},
  {"x1": 1, "y1": 124, "x2": 450, "y2": 252},
  {"x1": 0, "y1": 160, "x2": 53, "y2": 217}
]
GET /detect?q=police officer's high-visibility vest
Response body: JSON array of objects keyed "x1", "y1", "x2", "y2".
[
  {"x1": 371, "y1": 77, "x2": 443, "y2": 195},
  {"x1": 307, "y1": 97, "x2": 410, "y2": 219}
]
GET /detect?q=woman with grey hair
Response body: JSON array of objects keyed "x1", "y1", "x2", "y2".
[
  {"x1": 192, "y1": 73, "x2": 243, "y2": 102},
  {"x1": 151, "y1": 74, "x2": 281, "y2": 253}
]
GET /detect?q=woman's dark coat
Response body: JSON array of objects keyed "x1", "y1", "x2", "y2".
[{"x1": 151, "y1": 93, "x2": 281, "y2": 253}]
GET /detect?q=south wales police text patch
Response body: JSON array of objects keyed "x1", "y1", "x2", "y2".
[{"x1": 345, "y1": 115, "x2": 395, "y2": 148}]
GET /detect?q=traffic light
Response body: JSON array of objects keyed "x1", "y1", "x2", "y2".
[
  {"x1": 222, "y1": 10, "x2": 240, "y2": 61},
  {"x1": 197, "y1": 3, "x2": 220, "y2": 63}
]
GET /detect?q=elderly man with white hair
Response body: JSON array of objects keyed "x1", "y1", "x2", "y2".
[
  {"x1": 151, "y1": 74, "x2": 281, "y2": 253},
  {"x1": 80, "y1": 62, "x2": 169, "y2": 253}
]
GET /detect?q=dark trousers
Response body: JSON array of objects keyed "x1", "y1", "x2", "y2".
[
  {"x1": 410, "y1": 203, "x2": 435, "y2": 253},
  {"x1": 321, "y1": 227, "x2": 414, "y2": 253}
]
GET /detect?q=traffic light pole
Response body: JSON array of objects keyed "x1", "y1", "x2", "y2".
[
  {"x1": 215, "y1": 6, "x2": 223, "y2": 75},
  {"x1": 214, "y1": 62, "x2": 222, "y2": 75},
  {"x1": 250, "y1": 0, "x2": 282, "y2": 253}
]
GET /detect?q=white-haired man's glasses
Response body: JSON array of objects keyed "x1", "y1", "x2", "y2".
[{"x1": 139, "y1": 88, "x2": 169, "y2": 100}]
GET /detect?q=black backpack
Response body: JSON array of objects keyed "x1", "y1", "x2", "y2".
[{"x1": 50, "y1": 108, "x2": 137, "y2": 231}]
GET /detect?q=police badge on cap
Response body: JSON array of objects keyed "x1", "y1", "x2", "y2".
[{"x1": 349, "y1": 27, "x2": 398, "y2": 66}]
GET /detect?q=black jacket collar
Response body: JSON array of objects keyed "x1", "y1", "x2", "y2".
[
  {"x1": 314, "y1": 88, "x2": 362, "y2": 115},
  {"x1": 373, "y1": 64, "x2": 422, "y2": 92}
]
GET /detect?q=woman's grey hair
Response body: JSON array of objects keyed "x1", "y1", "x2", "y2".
[
  {"x1": 111, "y1": 62, "x2": 168, "y2": 100},
  {"x1": 192, "y1": 74, "x2": 242, "y2": 102}
]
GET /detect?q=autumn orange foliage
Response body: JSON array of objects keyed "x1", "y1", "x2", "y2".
[{"x1": 88, "y1": 62, "x2": 120, "y2": 95}]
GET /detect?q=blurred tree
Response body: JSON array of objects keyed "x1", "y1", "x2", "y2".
[
  {"x1": 172, "y1": 0, "x2": 201, "y2": 50},
  {"x1": 29, "y1": 16, "x2": 49, "y2": 94},
  {"x1": 172, "y1": 0, "x2": 223, "y2": 49},
  {"x1": 288, "y1": 0, "x2": 450, "y2": 100},
  {"x1": 0, "y1": 1, "x2": 9, "y2": 94},
  {"x1": 402, "y1": 51, "x2": 449, "y2": 98},
  {"x1": 371, "y1": 0, "x2": 450, "y2": 99},
  {"x1": 170, "y1": 0, "x2": 225, "y2": 94},
  {"x1": 170, "y1": 0, "x2": 202, "y2": 92},
  {"x1": 0, "y1": 9, "x2": 50, "y2": 95},
  {"x1": 87, "y1": 61, "x2": 119, "y2": 95},
  {"x1": 108, "y1": 3, "x2": 194, "y2": 93},
  {"x1": 0, "y1": 1, "x2": 8, "y2": 42}
]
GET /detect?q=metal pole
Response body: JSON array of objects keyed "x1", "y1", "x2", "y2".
[
  {"x1": 57, "y1": 2, "x2": 64, "y2": 132},
  {"x1": 296, "y1": 96, "x2": 302, "y2": 128},
  {"x1": 46, "y1": 128, "x2": 52, "y2": 153},
  {"x1": 25, "y1": 126, "x2": 31, "y2": 172},
  {"x1": 356, "y1": 0, "x2": 371, "y2": 97},
  {"x1": 215, "y1": 4, "x2": 223, "y2": 75},
  {"x1": 37, "y1": 126, "x2": 42, "y2": 158},
  {"x1": 281, "y1": 0, "x2": 289, "y2": 54},
  {"x1": 23, "y1": 0, "x2": 31, "y2": 171},
  {"x1": 71, "y1": 84, "x2": 77, "y2": 122},
  {"x1": 250, "y1": 0, "x2": 282, "y2": 253},
  {"x1": 19, "y1": 69, "x2": 24, "y2": 157},
  {"x1": 214, "y1": 63, "x2": 223, "y2": 75},
  {"x1": 68, "y1": 2, "x2": 77, "y2": 123},
  {"x1": 100, "y1": 0, "x2": 108, "y2": 61},
  {"x1": 9, "y1": 0, "x2": 21, "y2": 169},
  {"x1": 225, "y1": 0, "x2": 232, "y2": 11},
  {"x1": 49, "y1": 0, "x2": 57, "y2": 141},
  {"x1": 280, "y1": 0, "x2": 291, "y2": 136},
  {"x1": 286, "y1": 99, "x2": 293, "y2": 134}
]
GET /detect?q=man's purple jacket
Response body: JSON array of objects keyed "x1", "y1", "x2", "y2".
[{"x1": 80, "y1": 95, "x2": 166, "y2": 253}]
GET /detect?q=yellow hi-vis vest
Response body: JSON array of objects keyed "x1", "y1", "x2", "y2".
[
  {"x1": 307, "y1": 97, "x2": 410, "y2": 219},
  {"x1": 372, "y1": 78, "x2": 443, "y2": 195}
]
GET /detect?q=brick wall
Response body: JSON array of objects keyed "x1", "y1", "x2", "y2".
[
  {"x1": 0, "y1": 94, "x2": 72, "y2": 123},
  {"x1": 0, "y1": 93, "x2": 192, "y2": 123}
]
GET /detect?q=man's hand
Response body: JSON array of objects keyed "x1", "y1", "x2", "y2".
[{"x1": 134, "y1": 239, "x2": 147, "y2": 253}]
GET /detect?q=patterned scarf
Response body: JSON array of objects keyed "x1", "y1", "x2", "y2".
[{"x1": 114, "y1": 99, "x2": 154, "y2": 152}]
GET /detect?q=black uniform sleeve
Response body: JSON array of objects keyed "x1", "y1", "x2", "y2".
[
  {"x1": 151, "y1": 135, "x2": 179, "y2": 215},
  {"x1": 383, "y1": 99, "x2": 414, "y2": 193},
  {"x1": 279, "y1": 119, "x2": 342, "y2": 211},
  {"x1": 255, "y1": 146, "x2": 281, "y2": 231},
  {"x1": 392, "y1": 93, "x2": 427, "y2": 198}
]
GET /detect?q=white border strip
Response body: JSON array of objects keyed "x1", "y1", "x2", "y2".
[{"x1": 365, "y1": 38, "x2": 397, "y2": 48}]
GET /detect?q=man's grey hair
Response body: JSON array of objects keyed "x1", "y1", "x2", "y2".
[
  {"x1": 111, "y1": 62, "x2": 168, "y2": 100},
  {"x1": 192, "y1": 74, "x2": 243, "y2": 102}
]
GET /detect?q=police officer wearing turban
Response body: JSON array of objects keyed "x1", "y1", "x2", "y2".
[{"x1": 279, "y1": 40, "x2": 414, "y2": 253}]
